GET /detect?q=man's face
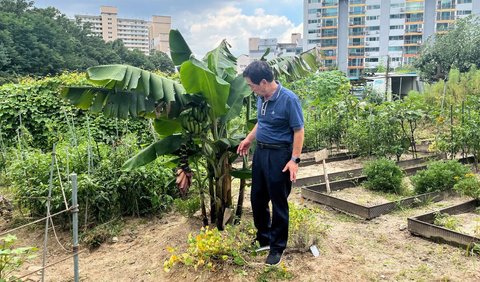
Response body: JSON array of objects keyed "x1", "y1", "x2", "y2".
[{"x1": 245, "y1": 77, "x2": 267, "y2": 96}]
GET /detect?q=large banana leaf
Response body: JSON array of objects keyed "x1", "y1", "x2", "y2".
[
  {"x1": 267, "y1": 49, "x2": 320, "y2": 81},
  {"x1": 62, "y1": 65, "x2": 187, "y2": 119},
  {"x1": 122, "y1": 134, "x2": 186, "y2": 170},
  {"x1": 221, "y1": 74, "x2": 251, "y2": 124},
  {"x1": 180, "y1": 57, "x2": 230, "y2": 118},
  {"x1": 203, "y1": 40, "x2": 237, "y2": 83},
  {"x1": 170, "y1": 29, "x2": 192, "y2": 66}
]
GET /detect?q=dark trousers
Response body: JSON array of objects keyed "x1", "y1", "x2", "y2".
[{"x1": 251, "y1": 146, "x2": 292, "y2": 253}]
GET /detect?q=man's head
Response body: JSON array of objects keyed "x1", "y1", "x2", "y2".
[{"x1": 243, "y1": 60, "x2": 275, "y2": 97}]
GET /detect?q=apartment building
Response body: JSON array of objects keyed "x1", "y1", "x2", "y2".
[
  {"x1": 75, "y1": 6, "x2": 171, "y2": 55},
  {"x1": 303, "y1": 0, "x2": 480, "y2": 78},
  {"x1": 249, "y1": 33, "x2": 303, "y2": 60}
]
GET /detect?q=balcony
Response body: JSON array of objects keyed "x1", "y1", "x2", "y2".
[
  {"x1": 404, "y1": 40, "x2": 422, "y2": 45},
  {"x1": 437, "y1": 4, "x2": 455, "y2": 10},
  {"x1": 349, "y1": 0, "x2": 365, "y2": 5},
  {"x1": 349, "y1": 31, "x2": 365, "y2": 36},
  {"x1": 348, "y1": 52, "x2": 365, "y2": 57},
  {"x1": 350, "y1": 21, "x2": 366, "y2": 26},
  {"x1": 437, "y1": 15, "x2": 455, "y2": 21},
  {"x1": 406, "y1": 17, "x2": 424, "y2": 23}
]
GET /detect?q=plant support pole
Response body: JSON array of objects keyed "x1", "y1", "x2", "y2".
[
  {"x1": 41, "y1": 144, "x2": 56, "y2": 282},
  {"x1": 71, "y1": 173, "x2": 79, "y2": 282}
]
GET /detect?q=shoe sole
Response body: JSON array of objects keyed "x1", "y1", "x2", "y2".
[
  {"x1": 255, "y1": 246, "x2": 270, "y2": 252},
  {"x1": 265, "y1": 257, "x2": 282, "y2": 267}
]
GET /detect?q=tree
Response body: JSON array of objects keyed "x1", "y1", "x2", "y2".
[
  {"x1": 0, "y1": 2, "x2": 176, "y2": 84},
  {"x1": 63, "y1": 29, "x2": 319, "y2": 229},
  {"x1": 148, "y1": 50, "x2": 175, "y2": 74},
  {"x1": 414, "y1": 15, "x2": 480, "y2": 82}
]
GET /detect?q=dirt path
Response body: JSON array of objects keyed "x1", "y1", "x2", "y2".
[{"x1": 3, "y1": 156, "x2": 480, "y2": 281}]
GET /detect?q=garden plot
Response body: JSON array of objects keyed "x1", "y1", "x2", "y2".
[
  {"x1": 296, "y1": 154, "x2": 439, "y2": 187},
  {"x1": 302, "y1": 182, "x2": 444, "y2": 220},
  {"x1": 408, "y1": 199, "x2": 480, "y2": 248},
  {"x1": 299, "y1": 159, "x2": 453, "y2": 220}
]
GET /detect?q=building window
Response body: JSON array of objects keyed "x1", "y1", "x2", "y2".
[
  {"x1": 365, "y1": 47, "x2": 379, "y2": 52},
  {"x1": 388, "y1": 46, "x2": 403, "y2": 52},
  {"x1": 366, "y1": 15, "x2": 379, "y2": 20},
  {"x1": 367, "y1": 5, "x2": 380, "y2": 10},
  {"x1": 390, "y1": 25, "x2": 404, "y2": 30},
  {"x1": 389, "y1": 36, "x2": 404, "y2": 40},
  {"x1": 365, "y1": 58, "x2": 379, "y2": 63},
  {"x1": 457, "y1": 10, "x2": 471, "y2": 16}
]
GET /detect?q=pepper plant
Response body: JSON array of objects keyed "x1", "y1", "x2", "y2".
[{"x1": 62, "y1": 30, "x2": 319, "y2": 229}]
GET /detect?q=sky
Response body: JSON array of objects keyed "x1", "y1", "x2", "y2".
[{"x1": 33, "y1": 0, "x2": 304, "y2": 57}]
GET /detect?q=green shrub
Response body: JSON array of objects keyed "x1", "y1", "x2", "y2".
[
  {"x1": 6, "y1": 133, "x2": 176, "y2": 226},
  {"x1": 454, "y1": 174, "x2": 480, "y2": 199},
  {"x1": 173, "y1": 197, "x2": 201, "y2": 218},
  {"x1": 363, "y1": 158, "x2": 404, "y2": 194},
  {"x1": 0, "y1": 73, "x2": 153, "y2": 150},
  {"x1": 411, "y1": 160, "x2": 470, "y2": 194}
]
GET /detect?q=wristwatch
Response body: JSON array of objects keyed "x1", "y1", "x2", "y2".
[{"x1": 291, "y1": 156, "x2": 301, "y2": 164}]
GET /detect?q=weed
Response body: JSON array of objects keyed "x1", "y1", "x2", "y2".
[
  {"x1": 288, "y1": 203, "x2": 330, "y2": 251},
  {"x1": 163, "y1": 222, "x2": 255, "y2": 272},
  {"x1": 466, "y1": 242, "x2": 480, "y2": 256},
  {"x1": 81, "y1": 219, "x2": 124, "y2": 249},
  {"x1": 0, "y1": 235, "x2": 37, "y2": 281},
  {"x1": 256, "y1": 263, "x2": 293, "y2": 282},
  {"x1": 433, "y1": 212, "x2": 460, "y2": 231}
]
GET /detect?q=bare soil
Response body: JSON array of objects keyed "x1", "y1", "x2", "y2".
[
  {"x1": 453, "y1": 212, "x2": 480, "y2": 237},
  {"x1": 3, "y1": 156, "x2": 480, "y2": 282}
]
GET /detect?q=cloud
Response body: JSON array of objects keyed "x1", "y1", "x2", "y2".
[
  {"x1": 178, "y1": 6, "x2": 299, "y2": 57},
  {"x1": 34, "y1": 0, "x2": 303, "y2": 57}
]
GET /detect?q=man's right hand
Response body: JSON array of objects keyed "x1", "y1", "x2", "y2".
[{"x1": 237, "y1": 139, "x2": 251, "y2": 156}]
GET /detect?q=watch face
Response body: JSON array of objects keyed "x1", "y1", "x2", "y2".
[{"x1": 293, "y1": 157, "x2": 301, "y2": 163}]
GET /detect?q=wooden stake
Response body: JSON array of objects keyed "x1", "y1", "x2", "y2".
[{"x1": 314, "y1": 149, "x2": 331, "y2": 193}]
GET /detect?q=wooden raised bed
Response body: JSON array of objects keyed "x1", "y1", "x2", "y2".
[{"x1": 408, "y1": 199, "x2": 480, "y2": 248}]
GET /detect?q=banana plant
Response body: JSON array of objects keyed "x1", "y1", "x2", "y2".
[{"x1": 62, "y1": 29, "x2": 319, "y2": 229}]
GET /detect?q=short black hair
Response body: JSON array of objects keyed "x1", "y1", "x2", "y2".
[{"x1": 242, "y1": 60, "x2": 274, "y2": 84}]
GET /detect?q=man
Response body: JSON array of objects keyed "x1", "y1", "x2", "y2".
[{"x1": 237, "y1": 60, "x2": 304, "y2": 266}]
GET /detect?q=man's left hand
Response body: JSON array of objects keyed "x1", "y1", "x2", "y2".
[{"x1": 282, "y1": 160, "x2": 298, "y2": 182}]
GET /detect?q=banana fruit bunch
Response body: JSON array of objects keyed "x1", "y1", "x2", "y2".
[
  {"x1": 180, "y1": 105, "x2": 209, "y2": 135},
  {"x1": 176, "y1": 167, "x2": 193, "y2": 196},
  {"x1": 176, "y1": 144, "x2": 193, "y2": 196}
]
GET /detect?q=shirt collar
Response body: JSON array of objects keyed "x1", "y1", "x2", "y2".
[{"x1": 262, "y1": 81, "x2": 282, "y2": 102}]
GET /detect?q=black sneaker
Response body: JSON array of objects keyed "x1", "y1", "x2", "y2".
[
  {"x1": 265, "y1": 251, "x2": 282, "y2": 266},
  {"x1": 255, "y1": 245, "x2": 270, "y2": 252}
]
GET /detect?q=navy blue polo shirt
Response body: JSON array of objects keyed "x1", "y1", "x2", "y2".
[{"x1": 255, "y1": 82, "x2": 304, "y2": 144}]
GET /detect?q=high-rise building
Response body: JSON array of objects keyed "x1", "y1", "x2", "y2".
[
  {"x1": 75, "y1": 6, "x2": 171, "y2": 55},
  {"x1": 303, "y1": 0, "x2": 480, "y2": 78},
  {"x1": 249, "y1": 33, "x2": 303, "y2": 60}
]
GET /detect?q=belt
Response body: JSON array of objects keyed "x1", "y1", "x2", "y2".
[{"x1": 257, "y1": 142, "x2": 292, "y2": 149}]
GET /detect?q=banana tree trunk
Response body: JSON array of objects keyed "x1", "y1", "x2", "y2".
[
  {"x1": 234, "y1": 178, "x2": 246, "y2": 225},
  {"x1": 215, "y1": 155, "x2": 233, "y2": 230},
  {"x1": 208, "y1": 168, "x2": 216, "y2": 224}
]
